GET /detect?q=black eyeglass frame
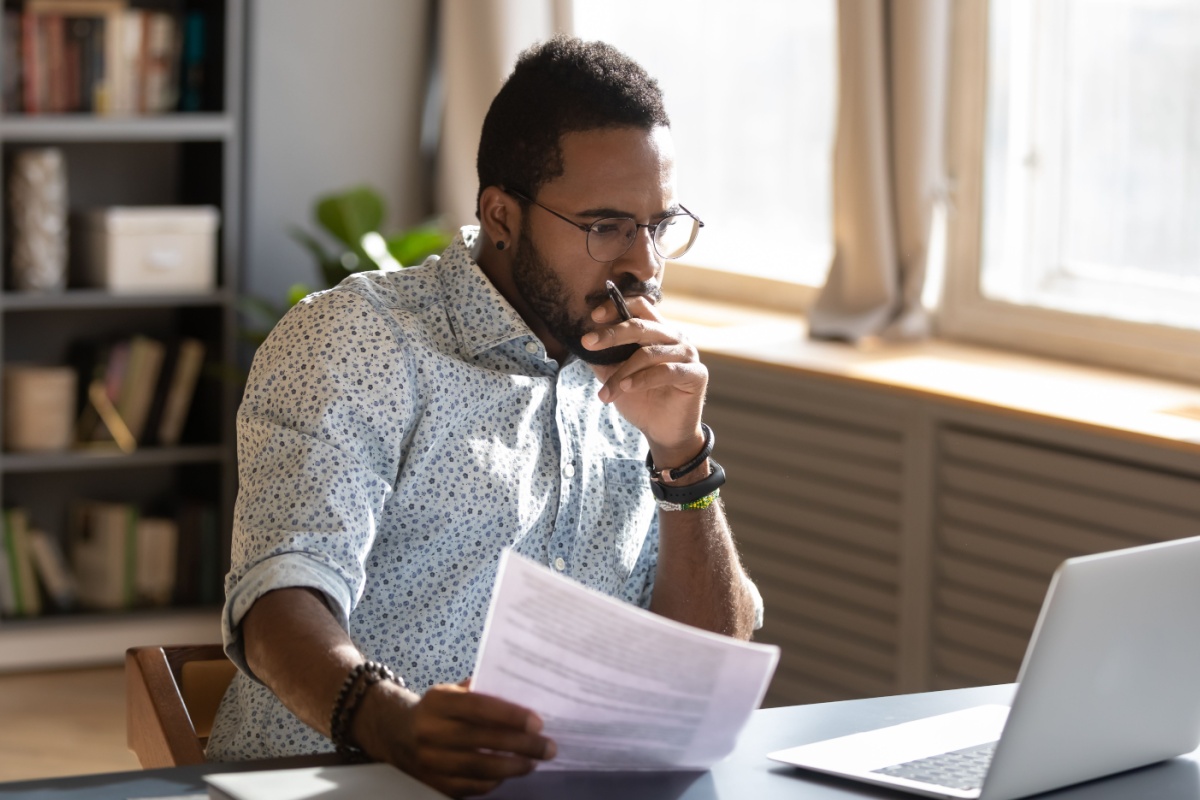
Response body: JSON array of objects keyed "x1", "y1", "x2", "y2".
[{"x1": 505, "y1": 188, "x2": 704, "y2": 263}]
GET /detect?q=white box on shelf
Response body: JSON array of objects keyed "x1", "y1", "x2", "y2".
[{"x1": 79, "y1": 206, "x2": 220, "y2": 293}]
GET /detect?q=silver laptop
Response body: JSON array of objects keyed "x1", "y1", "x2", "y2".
[{"x1": 769, "y1": 535, "x2": 1200, "y2": 800}]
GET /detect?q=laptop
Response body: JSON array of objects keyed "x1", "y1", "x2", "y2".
[{"x1": 768, "y1": 535, "x2": 1200, "y2": 800}]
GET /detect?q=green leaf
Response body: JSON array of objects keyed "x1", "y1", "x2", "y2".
[
  {"x1": 288, "y1": 225, "x2": 332, "y2": 265},
  {"x1": 387, "y1": 227, "x2": 452, "y2": 267},
  {"x1": 237, "y1": 294, "x2": 284, "y2": 327},
  {"x1": 287, "y1": 283, "x2": 314, "y2": 308},
  {"x1": 315, "y1": 186, "x2": 385, "y2": 249}
]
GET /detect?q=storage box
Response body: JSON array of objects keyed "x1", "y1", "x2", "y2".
[
  {"x1": 4, "y1": 364, "x2": 76, "y2": 452},
  {"x1": 79, "y1": 206, "x2": 220, "y2": 293}
]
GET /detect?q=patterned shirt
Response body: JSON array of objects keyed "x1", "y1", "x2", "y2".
[{"x1": 207, "y1": 227, "x2": 664, "y2": 759}]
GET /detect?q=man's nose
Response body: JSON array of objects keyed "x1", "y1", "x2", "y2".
[{"x1": 618, "y1": 226, "x2": 663, "y2": 284}]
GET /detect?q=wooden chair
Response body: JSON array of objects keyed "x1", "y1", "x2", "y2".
[{"x1": 126, "y1": 644, "x2": 238, "y2": 768}]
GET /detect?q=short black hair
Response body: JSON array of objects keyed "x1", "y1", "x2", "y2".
[{"x1": 476, "y1": 35, "x2": 670, "y2": 217}]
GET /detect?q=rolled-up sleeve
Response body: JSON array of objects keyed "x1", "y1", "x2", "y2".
[{"x1": 221, "y1": 287, "x2": 414, "y2": 678}]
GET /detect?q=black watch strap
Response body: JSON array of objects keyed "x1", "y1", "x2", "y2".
[{"x1": 649, "y1": 459, "x2": 725, "y2": 505}]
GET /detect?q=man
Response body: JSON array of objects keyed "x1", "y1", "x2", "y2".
[{"x1": 207, "y1": 35, "x2": 761, "y2": 798}]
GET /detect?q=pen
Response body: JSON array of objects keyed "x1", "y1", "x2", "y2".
[{"x1": 605, "y1": 280, "x2": 633, "y2": 322}]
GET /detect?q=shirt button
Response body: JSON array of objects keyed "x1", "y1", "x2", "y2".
[
  {"x1": 563, "y1": 464, "x2": 575, "y2": 478},
  {"x1": 554, "y1": 557, "x2": 566, "y2": 571},
  {"x1": 524, "y1": 341, "x2": 538, "y2": 353}
]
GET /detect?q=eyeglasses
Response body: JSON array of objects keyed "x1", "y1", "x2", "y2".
[{"x1": 507, "y1": 189, "x2": 704, "y2": 262}]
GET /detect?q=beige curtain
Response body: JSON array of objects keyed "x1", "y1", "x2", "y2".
[
  {"x1": 435, "y1": 0, "x2": 574, "y2": 230},
  {"x1": 809, "y1": 0, "x2": 951, "y2": 342}
]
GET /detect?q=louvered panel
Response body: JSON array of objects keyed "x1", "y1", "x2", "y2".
[
  {"x1": 941, "y1": 429, "x2": 1200, "y2": 513},
  {"x1": 932, "y1": 644, "x2": 1020, "y2": 688},
  {"x1": 712, "y1": 404, "x2": 903, "y2": 468},
  {"x1": 730, "y1": 459, "x2": 900, "y2": 524},
  {"x1": 936, "y1": 586, "x2": 1039, "y2": 633},
  {"x1": 941, "y1": 463, "x2": 1196, "y2": 541},
  {"x1": 704, "y1": 362, "x2": 907, "y2": 706},
  {"x1": 769, "y1": 588, "x2": 898, "y2": 646},
  {"x1": 935, "y1": 554, "x2": 1050, "y2": 605},
  {"x1": 717, "y1": 413, "x2": 901, "y2": 494},
  {"x1": 736, "y1": 518, "x2": 895, "y2": 583},
  {"x1": 932, "y1": 425, "x2": 1200, "y2": 691},
  {"x1": 935, "y1": 614, "x2": 1029, "y2": 661},
  {"x1": 940, "y1": 524, "x2": 1065, "y2": 576},
  {"x1": 742, "y1": 548, "x2": 896, "y2": 616},
  {"x1": 941, "y1": 496, "x2": 1140, "y2": 555}
]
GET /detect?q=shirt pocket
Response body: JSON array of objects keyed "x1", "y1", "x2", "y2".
[{"x1": 601, "y1": 457, "x2": 656, "y2": 583}]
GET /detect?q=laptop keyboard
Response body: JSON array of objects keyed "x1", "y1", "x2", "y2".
[{"x1": 873, "y1": 740, "x2": 998, "y2": 791}]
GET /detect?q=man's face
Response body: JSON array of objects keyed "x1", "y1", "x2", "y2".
[{"x1": 510, "y1": 126, "x2": 677, "y2": 364}]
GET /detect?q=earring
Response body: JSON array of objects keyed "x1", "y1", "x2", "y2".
[{"x1": 496, "y1": 241, "x2": 506, "y2": 251}]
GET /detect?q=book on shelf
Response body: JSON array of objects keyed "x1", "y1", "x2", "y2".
[
  {"x1": 134, "y1": 515, "x2": 178, "y2": 606},
  {"x1": 27, "y1": 527, "x2": 78, "y2": 610},
  {"x1": 10, "y1": 0, "x2": 186, "y2": 115},
  {"x1": 2, "y1": 508, "x2": 42, "y2": 617},
  {"x1": 174, "y1": 501, "x2": 220, "y2": 607},
  {"x1": 148, "y1": 337, "x2": 206, "y2": 447},
  {"x1": 71, "y1": 500, "x2": 137, "y2": 610}
]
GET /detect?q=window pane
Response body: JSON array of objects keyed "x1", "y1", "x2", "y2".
[
  {"x1": 982, "y1": 0, "x2": 1200, "y2": 329},
  {"x1": 573, "y1": 0, "x2": 836, "y2": 285}
]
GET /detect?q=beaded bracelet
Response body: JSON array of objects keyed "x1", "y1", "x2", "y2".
[
  {"x1": 646, "y1": 423, "x2": 715, "y2": 483},
  {"x1": 329, "y1": 660, "x2": 405, "y2": 759},
  {"x1": 655, "y1": 487, "x2": 721, "y2": 512}
]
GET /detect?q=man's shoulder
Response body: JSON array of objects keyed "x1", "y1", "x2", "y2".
[{"x1": 331, "y1": 257, "x2": 446, "y2": 316}]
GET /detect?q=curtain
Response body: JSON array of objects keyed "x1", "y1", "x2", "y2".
[
  {"x1": 808, "y1": 0, "x2": 951, "y2": 342},
  {"x1": 434, "y1": 0, "x2": 574, "y2": 231}
]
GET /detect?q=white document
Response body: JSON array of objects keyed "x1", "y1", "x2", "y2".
[
  {"x1": 204, "y1": 763, "x2": 449, "y2": 799},
  {"x1": 471, "y1": 549, "x2": 780, "y2": 771}
]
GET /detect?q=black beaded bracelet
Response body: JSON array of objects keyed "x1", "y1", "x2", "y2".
[
  {"x1": 329, "y1": 660, "x2": 405, "y2": 759},
  {"x1": 646, "y1": 423, "x2": 715, "y2": 483}
]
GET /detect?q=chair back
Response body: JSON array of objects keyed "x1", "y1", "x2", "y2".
[{"x1": 126, "y1": 644, "x2": 236, "y2": 768}]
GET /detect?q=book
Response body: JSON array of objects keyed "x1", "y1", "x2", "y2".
[
  {"x1": 174, "y1": 501, "x2": 219, "y2": 606},
  {"x1": 116, "y1": 334, "x2": 165, "y2": 443},
  {"x1": 71, "y1": 501, "x2": 137, "y2": 610},
  {"x1": 155, "y1": 338, "x2": 205, "y2": 446},
  {"x1": 3, "y1": 11, "x2": 22, "y2": 112},
  {"x1": 135, "y1": 516, "x2": 177, "y2": 606},
  {"x1": 27, "y1": 528, "x2": 77, "y2": 610},
  {"x1": 3, "y1": 508, "x2": 41, "y2": 617},
  {"x1": 0, "y1": 517, "x2": 17, "y2": 616},
  {"x1": 205, "y1": 763, "x2": 451, "y2": 800},
  {"x1": 25, "y1": 0, "x2": 125, "y2": 114}
]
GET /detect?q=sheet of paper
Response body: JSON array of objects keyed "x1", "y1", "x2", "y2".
[
  {"x1": 472, "y1": 550, "x2": 780, "y2": 771},
  {"x1": 204, "y1": 763, "x2": 449, "y2": 799}
]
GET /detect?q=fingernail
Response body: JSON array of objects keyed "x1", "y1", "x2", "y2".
[
  {"x1": 543, "y1": 740, "x2": 557, "y2": 760},
  {"x1": 582, "y1": 332, "x2": 599, "y2": 348},
  {"x1": 620, "y1": 378, "x2": 632, "y2": 391},
  {"x1": 591, "y1": 307, "x2": 605, "y2": 321},
  {"x1": 526, "y1": 713, "x2": 543, "y2": 733},
  {"x1": 597, "y1": 386, "x2": 610, "y2": 403}
]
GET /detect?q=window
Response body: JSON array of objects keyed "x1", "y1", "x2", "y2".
[
  {"x1": 572, "y1": 1, "x2": 836, "y2": 288},
  {"x1": 943, "y1": 0, "x2": 1200, "y2": 381}
]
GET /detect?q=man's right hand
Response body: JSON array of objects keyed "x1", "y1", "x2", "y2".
[{"x1": 354, "y1": 679, "x2": 557, "y2": 798}]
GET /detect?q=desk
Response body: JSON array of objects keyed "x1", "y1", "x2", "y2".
[{"x1": 3, "y1": 685, "x2": 1198, "y2": 799}]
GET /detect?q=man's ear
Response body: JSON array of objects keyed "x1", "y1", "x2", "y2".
[{"x1": 478, "y1": 186, "x2": 521, "y2": 252}]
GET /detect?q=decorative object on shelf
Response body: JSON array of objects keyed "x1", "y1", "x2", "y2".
[
  {"x1": 3, "y1": 364, "x2": 76, "y2": 452},
  {"x1": 241, "y1": 186, "x2": 451, "y2": 346},
  {"x1": 78, "y1": 206, "x2": 220, "y2": 293},
  {"x1": 8, "y1": 147, "x2": 68, "y2": 292}
]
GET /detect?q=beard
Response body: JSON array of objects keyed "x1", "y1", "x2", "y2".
[{"x1": 510, "y1": 233, "x2": 645, "y2": 366}]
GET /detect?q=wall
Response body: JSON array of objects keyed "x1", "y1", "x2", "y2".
[{"x1": 242, "y1": 0, "x2": 430, "y2": 305}]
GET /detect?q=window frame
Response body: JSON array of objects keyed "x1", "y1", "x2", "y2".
[{"x1": 939, "y1": 0, "x2": 1200, "y2": 384}]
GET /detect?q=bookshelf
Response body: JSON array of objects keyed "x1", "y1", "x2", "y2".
[{"x1": 0, "y1": 0, "x2": 242, "y2": 668}]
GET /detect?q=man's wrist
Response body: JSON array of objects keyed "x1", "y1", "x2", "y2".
[{"x1": 646, "y1": 423, "x2": 711, "y2": 484}]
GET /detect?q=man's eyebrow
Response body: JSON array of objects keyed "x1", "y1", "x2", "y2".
[{"x1": 575, "y1": 202, "x2": 683, "y2": 220}]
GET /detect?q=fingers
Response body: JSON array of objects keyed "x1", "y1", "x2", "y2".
[{"x1": 390, "y1": 684, "x2": 556, "y2": 797}]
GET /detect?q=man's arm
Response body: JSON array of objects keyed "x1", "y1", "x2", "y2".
[
  {"x1": 584, "y1": 301, "x2": 759, "y2": 640},
  {"x1": 240, "y1": 587, "x2": 555, "y2": 799}
]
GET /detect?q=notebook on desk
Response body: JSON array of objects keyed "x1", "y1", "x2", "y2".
[{"x1": 769, "y1": 534, "x2": 1200, "y2": 800}]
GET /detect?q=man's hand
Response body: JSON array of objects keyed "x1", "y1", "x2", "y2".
[
  {"x1": 582, "y1": 295, "x2": 708, "y2": 468},
  {"x1": 355, "y1": 680, "x2": 556, "y2": 798}
]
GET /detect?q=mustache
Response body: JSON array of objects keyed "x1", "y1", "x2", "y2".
[{"x1": 588, "y1": 280, "x2": 663, "y2": 307}]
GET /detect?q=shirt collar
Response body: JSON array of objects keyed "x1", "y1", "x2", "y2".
[{"x1": 439, "y1": 226, "x2": 538, "y2": 358}]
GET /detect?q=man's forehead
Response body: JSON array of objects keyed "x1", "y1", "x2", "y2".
[{"x1": 547, "y1": 126, "x2": 677, "y2": 212}]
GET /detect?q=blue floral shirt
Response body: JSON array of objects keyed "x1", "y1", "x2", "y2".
[{"x1": 207, "y1": 227, "x2": 663, "y2": 759}]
